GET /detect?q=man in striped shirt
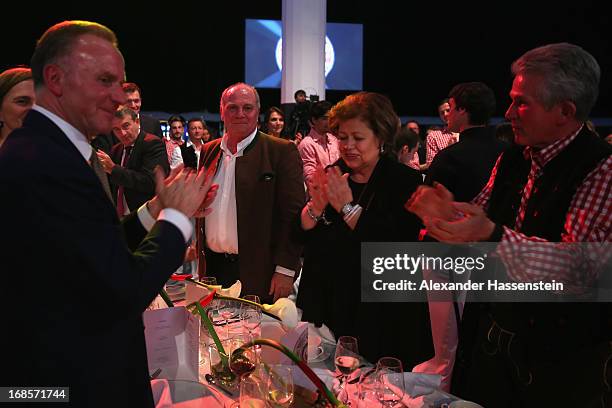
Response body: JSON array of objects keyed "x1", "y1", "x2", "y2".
[{"x1": 408, "y1": 43, "x2": 611, "y2": 407}]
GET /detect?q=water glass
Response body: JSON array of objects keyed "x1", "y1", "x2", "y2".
[
  {"x1": 357, "y1": 367, "x2": 380, "y2": 408},
  {"x1": 238, "y1": 376, "x2": 268, "y2": 408},
  {"x1": 265, "y1": 365, "x2": 294, "y2": 408},
  {"x1": 218, "y1": 298, "x2": 239, "y2": 337},
  {"x1": 241, "y1": 295, "x2": 262, "y2": 340},
  {"x1": 208, "y1": 338, "x2": 236, "y2": 388},
  {"x1": 375, "y1": 357, "x2": 405, "y2": 408}
]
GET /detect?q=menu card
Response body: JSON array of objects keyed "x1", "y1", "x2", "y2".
[{"x1": 144, "y1": 306, "x2": 199, "y2": 381}]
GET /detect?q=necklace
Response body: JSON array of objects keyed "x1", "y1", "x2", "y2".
[{"x1": 350, "y1": 174, "x2": 376, "y2": 212}]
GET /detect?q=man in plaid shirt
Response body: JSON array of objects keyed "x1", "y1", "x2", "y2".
[
  {"x1": 424, "y1": 98, "x2": 459, "y2": 168},
  {"x1": 408, "y1": 43, "x2": 611, "y2": 407}
]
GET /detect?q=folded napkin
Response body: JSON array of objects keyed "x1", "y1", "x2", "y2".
[{"x1": 307, "y1": 322, "x2": 336, "y2": 345}]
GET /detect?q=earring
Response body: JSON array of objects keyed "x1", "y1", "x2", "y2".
[{"x1": 380, "y1": 144, "x2": 385, "y2": 153}]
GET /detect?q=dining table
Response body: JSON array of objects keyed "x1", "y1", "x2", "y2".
[{"x1": 148, "y1": 313, "x2": 475, "y2": 408}]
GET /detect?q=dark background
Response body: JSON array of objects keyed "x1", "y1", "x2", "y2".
[{"x1": 2, "y1": 1, "x2": 610, "y2": 125}]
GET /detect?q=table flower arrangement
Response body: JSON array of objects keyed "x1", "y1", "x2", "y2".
[{"x1": 160, "y1": 276, "x2": 346, "y2": 407}]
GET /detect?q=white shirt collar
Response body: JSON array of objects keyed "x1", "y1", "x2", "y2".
[
  {"x1": 32, "y1": 104, "x2": 92, "y2": 161},
  {"x1": 220, "y1": 128, "x2": 258, "y2": 157}
]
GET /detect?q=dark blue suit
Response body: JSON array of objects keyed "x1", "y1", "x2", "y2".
[{"x1": 0, "y1": 110, "x2": 186, "y2": 407}]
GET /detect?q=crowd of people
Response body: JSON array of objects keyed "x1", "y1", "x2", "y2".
[{"x1": 1, "y1": 19, "x2": 610, "y2": 408}]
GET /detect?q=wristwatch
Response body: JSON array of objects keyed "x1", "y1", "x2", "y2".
[{"x1": 340, "y1": 202, "x2": 357, "y2": 217}]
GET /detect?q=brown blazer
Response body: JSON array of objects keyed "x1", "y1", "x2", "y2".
[{"x1": 197, "y1": 131, "x2": 305, "y2": 300}]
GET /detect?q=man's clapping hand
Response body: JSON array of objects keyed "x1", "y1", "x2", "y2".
[{"x1": 151, "y1": 164, "x2": 218, "y2": 218}]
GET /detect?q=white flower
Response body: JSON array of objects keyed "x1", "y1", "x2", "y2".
[
  {"x1": 209, "y1": 281, "x2": 242, "y2": 298},
  {"x1": 262, "y1": 298, "x2": 299, "y2": 329}
]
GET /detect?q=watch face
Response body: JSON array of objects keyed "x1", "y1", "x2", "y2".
[{"x1": 341, "y1": 203, "x2": 353, "y2": 216}]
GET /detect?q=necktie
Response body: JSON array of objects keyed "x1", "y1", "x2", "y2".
[
  {"x1": 89, "y1": 148, "x2": 113, "y2": 202},
  {"x1": 116, "y1": 146, "x2": 133, "y2": 217}
]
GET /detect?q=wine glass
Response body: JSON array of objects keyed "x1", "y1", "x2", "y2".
[
  {"x1": 229, "y1": 375, "x2": 268, "y2": 408},
  {"x1": 334, "y1": 336, "x2": 359, "y2": 403},
  {"x1": 229, "y1": 334, "x2": 258, "y2": 382},
  {"x1": 199, "y1": 277, "x2": 218, "y2": 368},
  {"x1": 241, "y1": 295, "x2": 262, "y2": 342},
  {"x1": 357, "y1": 367, "x2": 378, "y2": 408},
  {"x1": 219, "y1": 298, "x2": 239, "y2": 337},
  {"x1": 265, "y1": 365, "x2": 294, "y2": 408},
  {"x1": 375, "y1": 357, "x2": 405, "y2": 408},
  {"x1": 208, "y1": 338, "x2": 236, "y2": 388}
]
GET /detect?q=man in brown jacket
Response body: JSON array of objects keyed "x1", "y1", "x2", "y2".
[{"x1": 197, "y1": 83, "x2": 305, "y2": 302}]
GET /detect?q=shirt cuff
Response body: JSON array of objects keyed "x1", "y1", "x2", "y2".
[
  {"x1": 275, "y1": 265, "x2": 296, "y2": 278},
  {"x1": 137, "y1": 202, "x2": 156, "y2": 232},
  {"x1": 159, "y1": 208, "x2": 193, "y2": 243}
]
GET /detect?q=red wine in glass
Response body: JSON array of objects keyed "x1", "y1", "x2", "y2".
[
  {"x1": 335, "y1": 355, "x2": 360, "y2": 375},
  {"x1": 230, "y1": 349, "x2": 256, "y2": 378}
]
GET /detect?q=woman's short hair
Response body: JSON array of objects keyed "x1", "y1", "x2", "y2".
[{"x1": 329, "y1": 92, "x2": 399, "y2": 149}]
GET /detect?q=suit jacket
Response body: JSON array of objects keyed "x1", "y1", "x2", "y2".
[
  {"x1": 109, "y1": 130, "x2": 169, "y2": 212},
  {"x1": 0, "y1": 110, "x2": 186, "y2": 407},
  {"x1": 425, "y1": 126, "x2": 506, "y2": 202},
  {"x1": 91, "y1": 132, "x2": 118, "y2": 155},
  {"x1": 140, "y1": 113, "x2": 163, "y2": 138},
  {"x1": 180, "y1": 143, "x2": 198, "y2": 169},
  {"x1": 92, "y1": 114, "x2": 161, "y2": 155},
  {"x1": 197, "y1": 131, "x2": 305, "y2": 301}
]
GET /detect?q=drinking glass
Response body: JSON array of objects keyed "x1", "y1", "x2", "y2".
[
  {"x1": 357, "y1": 367, "x2": 380, "y2": 408},
  {"x1": 229, "y1": 334, "x2": 258, "y2": 382},
  {"x1": 241, "y1": 295, "x2": 262, "y2": 341},
  {"x1": 375, "y1": 357, "x2": 405, "y2": 408},
  {"x1": 218, "y1": 298, "x2": 239, "y2": 337},
  {"x1": 265, "y1": 365, "x2": 294, "y2": 408},
  {"x1": 229, "y1": 376, "x2": 267, "y2": 408},
  {"x1": 334, "y1": 336, "x2": 359, "y2": 403},
  {"x1": 208, "y1": 338, "x2": 236, "y2": 388}
]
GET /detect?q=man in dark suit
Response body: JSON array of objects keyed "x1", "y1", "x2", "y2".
[
  {"x1": 197, "y1": 83, "x2": 305, "y2": 302},
  {"x1": 96, "y1": 107, "x2": 169, "y2": 217},
  {"x1": 91, "y1": 82, "x2": 162, "y2": 154},
  {"x1": 180, "y1": 118, "x2": 211, "y2": 170},
  {"x1": 420, "y1": 82, "x2": 505, "y2": 391},
  {"x1": 0, "y1": 21, "x2": 216, "y2": 407},
  {"x1": 426, "y1": 82, "x2": 505, "y2": 201}
]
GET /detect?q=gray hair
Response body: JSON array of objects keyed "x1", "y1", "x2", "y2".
[
  {"x1": 114, "y1": 107, "x2": 138, "y2": 121},
  {"x1": 511, "y1": 42, "x2": 600, "y2": 121},
  {"x1": 220, "y1": 82, "x2": 261, "y2": 110}
]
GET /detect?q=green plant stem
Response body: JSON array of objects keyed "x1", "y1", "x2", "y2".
[
  {"x1": 243, "y1": 339, "x2": 345, "y2": 407},
  {"x1": 194, "y1": 302, "x2": 228, "y2": 367}
]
